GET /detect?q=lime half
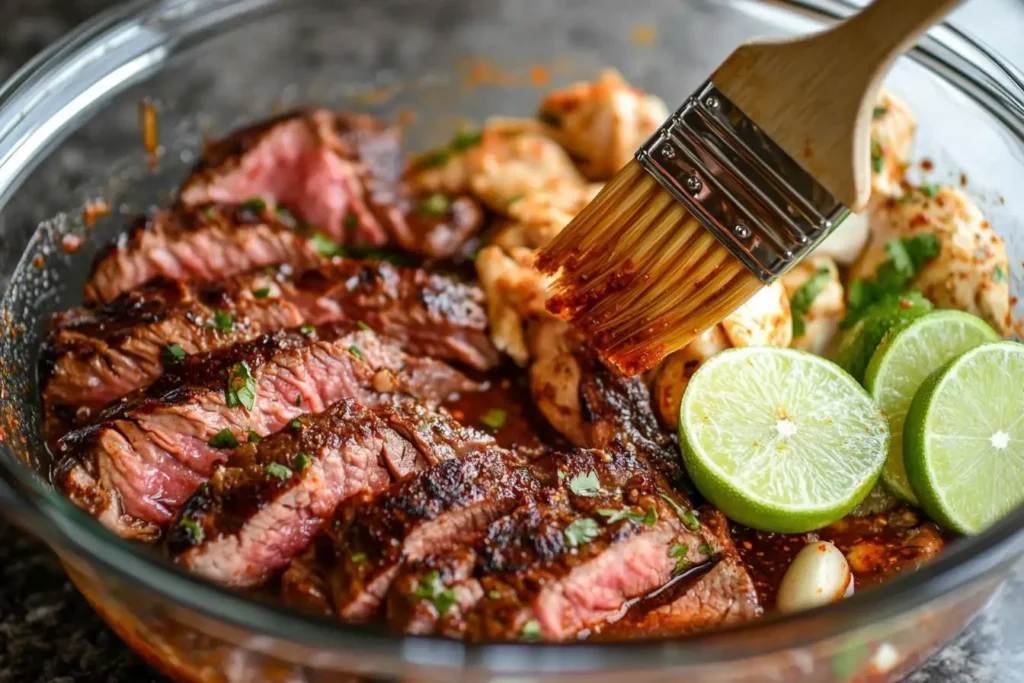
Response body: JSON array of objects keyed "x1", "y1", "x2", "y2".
[
  {"x1": 865, "y1": 311, "x2": 999, "y2": 504},
  {"x1": 904, "y1": 342, "x2": 1024, "y2": 534},
  {"x1": 679, "y1": 347, "x2": 889, "y2": 533},
  {"x1": 834, "y1": 292, "x2": 933, "y2": 384}
]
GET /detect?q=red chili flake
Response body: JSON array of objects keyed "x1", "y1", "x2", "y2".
[
  {"x1": 529, "y1": 65, "x2": 550, "y2": 86},
  {"x1": 910, "y1": 213, "x2": 929, "y2": 228},
  {"x1": 920, "y1": 158, "x2": 934, "y2": 171},
  {"x1": 61, "y1": 234, "x2": 83, "y2": 254},
  {"x1": 82, "y1": 199, "x2": 110, "y2": 227},
  {"x1": 960, "y1": 173, "x2": 968, "y2": 187},
  {"x1": 31, "y1": 255, "x2": 45, "y2": 269},
  {"x1": 139, "y1": 99, "x2": 162, "y2": 166}
]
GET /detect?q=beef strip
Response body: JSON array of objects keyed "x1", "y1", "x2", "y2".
[
  {"x1": 179, "y1": 109, "x2": 484, "y2": 258},
  {"x1": 324, "y1": 449, "x2": 540, "y2": 622},
  {"x1": 55, "y1": 324, "x2": 480, "y2": 540},
  {"x1": 85, "y1": 205, "x2": 323, "y2": 305},
  {"x1": 385, "y1": 446, "x2": 718, "y2": 642},
  {"x1": 281, "y1": 545, "x2": 335, "y2": 616},
  {"x1": 168, "y1": 397, "x2": 494, "y2": 587},
  {"x1": 43, "y1": 259, "x2": 497, "y2": 431}
]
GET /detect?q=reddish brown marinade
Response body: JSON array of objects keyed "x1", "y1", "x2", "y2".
[{"x1": 731, "y1": 507, "x2": 951, "y2": 608}]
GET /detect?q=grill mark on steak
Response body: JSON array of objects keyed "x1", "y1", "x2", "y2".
[
  {"x1": 42, "y1": 260, "x2": 497, "y2": 437},
  {"x1": 168, "y1": 397, "x2": 493, "y2": 587},
  {"x1": 325, "y1": 449, "x2": 540, "y2": 623},
  {"x1": 85, "y1": 205, "x2": 323, "y2": 305},
  {"x1": 55, "y1": 324, "x2": 480, "y2": 540},
  {"x1": 385, "y1": 447, "x2": 718, "y2": 641},
  {"x1": 180, "y1": 110, "x2": 400, "y2": 246}
]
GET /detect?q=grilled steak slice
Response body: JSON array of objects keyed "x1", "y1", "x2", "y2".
[
  {"x1": 85, "y1": 205, "x2": 323, "y2": 304},
  {"x1": 168, "y1": 397, "x2": 493, "y2": 587},
  {"x1": 180, "y1": 110, "x2": 400, "y2": 246},
  {"x1": 372, "y1": 192, "x2": 484, "y2": 260},
  {"x1": 326, "y1": 449, "x2": 539, "y2": 622},
  {"x1": 386, "y1": 447, "x2": 718, "y2": 641},
  {"x1": 44, "y1": 260, "x2": 497, "y2": 429},
  {"x1": 56, "y1": 324, "x2": 480, "y2": 540},
  {"x1": 282, "y1": 545, "x2": 335, "y2": 616},
  {"x1": 41, "y1": 278, "x2": 304, "y2": 420}
]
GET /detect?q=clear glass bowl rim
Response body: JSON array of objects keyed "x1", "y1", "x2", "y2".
[{"x1": 0, "y1": 0, "x2": 1023, "y2": 672}]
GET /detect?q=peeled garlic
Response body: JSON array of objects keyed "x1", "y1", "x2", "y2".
[{"x1": 777, "y1": 541, "x2": 854, "y2": 614}]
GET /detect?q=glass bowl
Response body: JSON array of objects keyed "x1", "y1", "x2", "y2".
[{"x1": 0, "y1": 0, "x2": 1023, "y2": 680}]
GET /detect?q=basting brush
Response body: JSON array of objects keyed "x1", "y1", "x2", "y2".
[{"x1": 537, "y1": 0, "x2": 964, "y2": 375}]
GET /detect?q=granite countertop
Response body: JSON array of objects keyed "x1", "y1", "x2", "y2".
[{"x1": 1, "y1": 1, "x2": 1023, "y2": 681}]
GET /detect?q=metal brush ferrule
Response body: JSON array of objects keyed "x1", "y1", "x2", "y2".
[{"x1": 636, "y1": 80, "x2": 849, "y2": 283}]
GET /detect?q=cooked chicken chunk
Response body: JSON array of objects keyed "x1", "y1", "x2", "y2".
[
  {"x1": 493, "y1": 183, "x2": 603, "y2": 250},
  {"x1": 475, "y1": 245, "x2": 554, "y2": 365},
  {"x1": 652, "y1": 282, "x2": 792, "y2": 428},
  {"x1": 538, "y1": 69, "x2": 669, "y2": 180},
  {"x1": 851, "y1": 186, "x2": 1011, "y2": 335},
  {"x1": 870, "y1": 91, "x2": 917, "y2": 198},
  {"x1": 780, "y1": 255, "x2": 845, "y2": 355}
]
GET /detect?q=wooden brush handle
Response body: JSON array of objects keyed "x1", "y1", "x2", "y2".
[{"x1": 713, "y1": 0, "x2": 965, "y2": 211}]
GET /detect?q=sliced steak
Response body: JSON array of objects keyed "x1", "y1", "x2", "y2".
[
  {"x1": 85, "y1": 205, "x2": 323, "y2": 304},
  {"x1": 325, "y1": 449, "x2": 539, "y2": 622},
  {"x1": 372, "y1": 191, "x2": 484, "y2": 260},
  {"x1": 168, "y1": 397, "x2": 492, "y2": 587},
  {"x1": 55, "y1": 324, "x2": 480, "y2": 540},
  {"x1": 386, "y1": 447, "x2": 717, "y2": 641},
  {"x1": 180, "y1": 110, "x2": 400, "y2": 246},
  {"x1": 43, "y1": 259, "x2": 497, "y2": 429},
  {"x1": 281, "y1": 545, "x2": 335, "y2": 617}
]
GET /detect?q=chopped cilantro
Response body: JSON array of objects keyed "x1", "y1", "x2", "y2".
[
  {"x1": 597, "y1": 507, "x2": 658, "y2": 527},
  {"x1": 294, "y1": 453, "x2": 311, "y2": 472},
  {"x1": 294, "y1": 394, "x2": 303, "y2": 406},
  {"x1": 506, "y1": 194, "x2": 526, "y2": 205},
  {"x1": 418, "y1": 193, "x2": 451, "y2": 216},
  {"x1": 418, "y1": 148, "x2": 453, "y2": 168},
  {"x1": 203, "y1": 206, "x2": 217, "y2": 219},
  {"x1": 670, "y1": 543, "x2": 690, "y2": 574},
  {"x1": 920, "y1": 184, "x2": 941, "y2": 198},
  {"x1": 660, "y1": 494, "x2": 700, "y2": 531},
  {"x1": 161, "y1": 343, "x2": 187, "y2": 365},
  {"x1": 450, "y1": 129, "x2": 482, "y2": 151},
  {"x1": 698, "y1": 543, "x2": 715, "y2": 556},
  {"x1": 356, "y1": 320, "x2": 371, "y2": 331},
  {"x1": 870, "y1": 138, "x2": 884, "y2": 173},
  {"x1": 247, "y1": 430, "x2": 262, "y2": 444},
  {"x1": 538, "y1": 110, "x2": 561, "y2": 127},
  {"x1": 252, "y1": 287, "x2": 271, "y2": 299},
  {"x1": 843, "y1": 234, "x2": 941, "y2": 325},
  {"x1": 480, "y1": 408, "x2": 507, "y2": 431},
  {"x1": 994, "y1": 265, "x2": 1009, "y2": 283},
  {"x1": 243, "y1": 197, "x2": 267, "y2": 212},
  {"x1": 348, "y1": 344, "x2": 364, "y2": 361},
  {"x1": 790, "y1": 265, "x2": 832, "y2": 338},
  {"x1": 207, "y1": 309, "x2": 234, "y2": 332},
  {"x1": 225, "y1": 361, "x2": 256, "y2": 411},
  {"x1": 208, "y1": 428, "x2": 239, "y2": 449},
  {"x1": 520, "y1": 620, "x2": 542, "y2": 642},
  {"x1": 310, "y1": 232, "x2": 344, "y2": 258},
  {"x1": 409, "y1": 570, "x2": 457, "y2": 616},
  {"x1": 350, "y1": 551, "x2": 367, "y2": 563},
  {"x1": 300, "y1": 324, "x2": 316, "y2": 336},
  {"x1": 179, "y1": 517, "x2": 204, "y2": 544},
  {"x1": 872, "y1": 106, "x2": 888, "y2": 119},
  {"x1": 265, "y1": 462, "x2": 293, "y2": 480},
  {"x1": 563, "y1": 518, "x2": 600, "y2": 548},
  {"x1": 487, "y1": 590, "x2": 501, "y2": 600},
  {"x1": 291, "y1": 419, "x2": 302, "y2": 430},
  {"x1": 568, "y1": 471, "x2": 601, "y2": 497}
]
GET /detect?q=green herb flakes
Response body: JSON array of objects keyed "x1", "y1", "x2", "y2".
[
  {"x1": 419, "y1": 193, "x2": 451, "y2": 216},
  {"x1": 487, "y1": 590, "x2": 501, "y2": 600},
  {"x1": 350, "y1": 551, "x2": 367, "y2": 563},
  {"x1": 790, "y1": 265, "x2": 832, "y2": 338},
  {"x1": 310, "y1": 232, "x2": 344, "y2": 258},
  {"x1": 920, "y1": 183, "x2": 941, "y2": 198},
  {"x1": 356, "y1": 320, "x2": 371, "y2": 331},
  {"x1": 563, "y1": 518, "x2": 600, "y2": 548},
  {"x1": 870, "y1": 139, "x2": 884, "y2": 174},
  {"x1": 993, "y1": 265, "x2": 1008, "y2": 283},
  {"x1": 480, "y1": 408, "x2": 507, "y2": 431},
  {"x1": 506, "y1": 194, "x2": 526, "y2": 205},
  {"x1": 300, "y1": 324, "x2": 316, "y2": 336},
  {"x1": 344, "y1": 214, "x2": 359, "y2": 231},
  {"x1": 872, "y1": 106, "x2": 888, "y2": 119},
  {"x1": 243, "y1": 197, "x2": 267, "y2": 212},
  {"x1": 179, "y1": 517, "x2": 205, "y2": 544},
  {"x1": 208, "y1": 309, "x2": 234, "y2": 332},
  {"x1": 161, "y1": 343, "x2": 187, "y2": 365},
  {"x1": 226, "y1": 361, "x2": 257, "y2": 411},
  {"x1": 265, "y1": 462, "x2": 293, "y2": 480},
  {"x1": 698, "y1": 544, "x2": 715, "y2": 556},
  {"x1": 520, "y1": 620, "x2": 542, "y2": 642},
  {"x1": 670, "y1": 543, "x2": 690, "y2": 574},
  {"x1": 597, "y1": 507, "x2": 658, "y2": 527},
  {"x1": 294, "y1": 453, "x2": 311, "y2": 472},
  {"x1": 419, "y1": 148, "x2": 453, "y2": 168},
  {"x1": 660, "y1": 494, "x2": 700, "y2": 531},
  {"x1": 450, "y1": 129, "x2": 482, "y2": 151},
  {"x1": 291, "y1": 419, "x2": 302, "y2": 430},
  {"x1": 409, "y1": 570, "x2": 457, "y2": 616},
  {"x1": 844, "y1": 234, "x2": 941, "y2": 325},
  {"x1": 568, "y1": 471, "x2": 601, "y2": 497},
  {"x1": 348, "y1": 344, "x2": 365, "y2": 361},
  {"x1": 252, "y1": 287, "x2": 271, "y2": 299},
  {"x1": 247, "y1": 430, "x2": 262, "y2": 444},
  {"x1": 203, "y1": 206, "x2": 217, "y2": 219},
  {"x1": 208, "y1": 428, "x2": 239, "y2": 449}
]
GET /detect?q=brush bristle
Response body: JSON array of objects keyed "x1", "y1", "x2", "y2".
[{"x1": 537, "y1": 160, "x2": 763, "y2": 375}]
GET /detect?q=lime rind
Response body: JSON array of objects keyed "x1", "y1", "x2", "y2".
[
  {"x1": 679, "y1": 347, "x2": 889, "y2": 533},
  {"x1": 833, "y1": 293, "x2": 933, "y2": 384},
  {"x1": 864, "y1": 311, "x2": 999, "y2": 505},
  {"x1": 904, "y1": 342, "x2": 1024, "y2": 534}
]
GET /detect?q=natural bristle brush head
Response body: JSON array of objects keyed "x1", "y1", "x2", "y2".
[{"x1": 537, "y1": 161, "x2": 764, "y2": 375}]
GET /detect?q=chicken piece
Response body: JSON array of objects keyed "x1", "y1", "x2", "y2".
[
  {"x1": 538, "y1": 69, "x2": 669, "y2": 180},
  {"x1": 652, "y1": 326, "x2": 730, "y2": 430},
  {"x1": 719, "y1": 281, "x2": 793, "y2": 349},
  {"x1": 851, "y1": 186, "x2": 1011, "y2": 335},
  {"x1": 475, "y1": 245, "x2": 553, "y2": 365},
  {"x1": 493, "y1": 183, "x2": 603, "y2": 250},
  {"x1": 651, "y1": 281, "x2": 791, "y2": 428},
  {"x1": 870, "y1": 91, "x2": 917, "y2": 198},
  {"x1": 780, "y1": 255, "x2": 845, "y2": 355}
]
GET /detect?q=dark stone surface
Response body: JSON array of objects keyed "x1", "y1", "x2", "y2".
[{"x1": 0, "y1": 1, "x2": 1022, "y2": 682}]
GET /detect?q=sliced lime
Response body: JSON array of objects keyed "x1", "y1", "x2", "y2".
[
  {"x1": 865, "y1": 311, "x2": 999, "y2": 504},
  {"x1": 904, "y1": 342, "x2": 1024, "y2": 534},
  {"x1": 833, "y1": 292, "x2": 933, "y2": 383},
  {"x1": 679, "y1": 347, "x2": 889, "y2": 533}
]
